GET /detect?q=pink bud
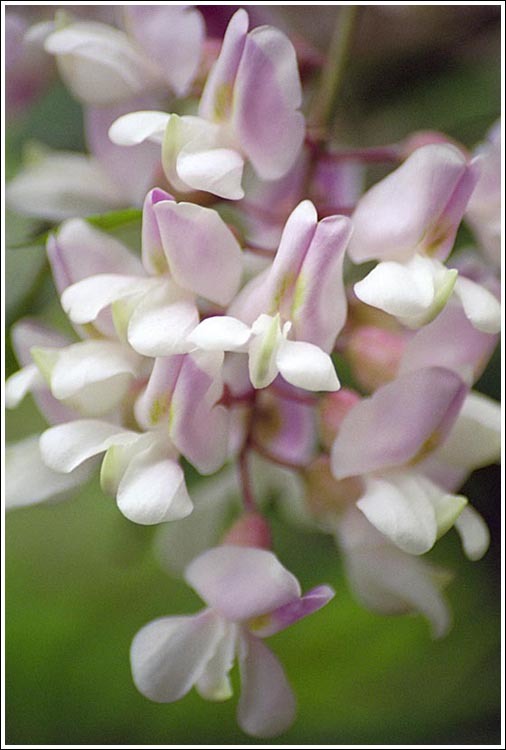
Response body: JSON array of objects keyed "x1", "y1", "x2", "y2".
[
  {"x1": 318, "y1": 388, "x2": 360, "y2": 450},
  {"x1": 345, "y1": 325, "x2": 407, "y2": 392},
  {"x1": 222, "y1": 512, "x2": 272, "y2": 549}
]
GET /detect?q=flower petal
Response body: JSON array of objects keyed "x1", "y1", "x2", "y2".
[
  {"x1": 434, "y1": 390, "x2": 501, "y2": 472},
  {"x1": 130, "y1": 610, "x2": 225, "y2": 703},
  {"x1": 291, "y1": 215, "x2": 352, "y2": 351},
  {"x1": 5, "y1": 364, "x2": 44, "y2": 408},
  {"x1": 237, "y1": 633, "x2": 296, "y2": 738},
  {"x1": 453, "y1": 275, "x2": 501, "y2": 334},
  {"x1": 154, "y1": 200, "x2": 243, "y2": 305},
  {"x1": 250, "y1": 585, "x2": 335, "y2": 638},
  {"x1": 61, "y1": 274, "x2": 159, "y2": 325},
  {"x1": 124, "y1": 6, "x2": 204, "y2": 97},
  {"x1": 348, "y1": 144, "x2": 477, "y2": 263},
  {"x1": 331, "y1": 367, "x2": 467, "y2": 480},
  {"x1": 188, "y1": 316, "x2": 252, "y2": 352},
  {"x1": 233, "y1": 25, "x2": 305, "y2": 180},
  {"x1": 48, "y1": 218, "x2": 144, "y2": 295},
  {"x1": 117, "y1": 443, "x2": 192, "y2": 525},
  {"x1": 6, "y1": 149, "x2": 122, "y2": 221},
  {"x1": 276, "y1": 339, "x2": 340, "y2": 392},
  {"x1": 6, "y1": 435, "x2": 94, "y2": 510},
  {"x1": 199, "y1": 8, "x2": 249, "y2": 121},
  {"x1": 185, "y1": 545, "x2": 301, "y2": 621},
  {"x1": 196, "y1": 623, "x2": 237, "y2": 702},
  {"x1": 127, "y1": 284, "x2": 199, "y2": 357},
  {"x1": 109, "y1": 110, "x2": 170, "y2": 146},
  {"x1": 454, "y1": 505, "x2": 490, "y2": 561},
  {"x1": 40, "y1": 420, "x2": 139, "y2": 473},
  {"x1": 177, "y1": 145, "x2": 245, "y2": 200}
]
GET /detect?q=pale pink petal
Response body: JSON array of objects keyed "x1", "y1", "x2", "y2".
[
  {"x1": 169, "y1": 353, "x2": 229, "y2": 474},
  {"x1": 185, "y1": 546, "x2": 301, "y2": 621},
  {"x1": 331, "y1": 367, "x2": 467, "y2": 480},
  {"x1": 45, "y1": 22, "x2": 157, "y2": 105},
  {"x1": 131, "y1": 610, "x2": 225, "y2": 702},
  {"x1": 348, "y1": 144, "x2": 477, "y2": 263},
  {"x1": 399, "y1": 298, "x2": 499, "y2": 384},
  {"x1": 49, "y1": 218, "x2": 143, "y2": 294},
  {"x1": 250, "y1": 585, "x2": 335, "y2": 637},
  {"x1": 124, "y1": 6, "x2": 205, "y2": 96},
  {"x1": 291, "y1": 214, "x2": 352, "y2": 351},
  {"x1": 154, "y1": 201, "x2": 242, "y2": 305},
  {"x1": 230, "y1": 200, "x2": 317, "y2": 325},
  {"x1": 85, "y1": 99, "x2": 162, "y2": 206},
  {"x1": 199, "y1": 8, "x2": 249, "y2": 121},
  {"x1": 6, "y1": 149, "x2": 122, "y2": 221},
  {"x1": 233, "y1": 26, "x2": 305, "y2": 180},
  {"x1": 141, "y1": 188, "x2": 174, "y2": 274},
  {"x1": 237, "y1": 633, "x2": 296, "y2": 738},
  {"x1": 338, "y1": 508, "x2": 452, "y2": 638}
]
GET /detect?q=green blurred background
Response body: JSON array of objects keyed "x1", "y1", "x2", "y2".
[{"x1": 5, "y1": 5, "x2": 502, "y2": 745}]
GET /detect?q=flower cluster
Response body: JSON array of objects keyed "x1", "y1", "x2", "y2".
[{"x1": 6, "y1": 6, "x2": 501, "y2": 739}]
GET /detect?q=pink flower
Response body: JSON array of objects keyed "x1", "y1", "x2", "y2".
[{"x1": 131, "y1": 545, "x2": 334, "y2": 737}]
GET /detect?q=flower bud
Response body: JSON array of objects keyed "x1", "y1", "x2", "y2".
[{"x1": 222, "y1": 512, "x2": 272, "y2": 549}]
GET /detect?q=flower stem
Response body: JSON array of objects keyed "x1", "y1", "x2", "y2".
[
  {"x1": 239, "y1": 450, "x2": 257, "y2": 514},
  {"x1": 309, "y1": 5, "x2": 359, "y2": 138}
]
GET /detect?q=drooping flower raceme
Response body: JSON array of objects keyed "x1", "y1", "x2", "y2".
[
  {"x1": 131, "y1": 545, "x2": 334, "y2": 738},
  {"x1": 5, "y1": 6, "x2": 502, "y2": 741}
]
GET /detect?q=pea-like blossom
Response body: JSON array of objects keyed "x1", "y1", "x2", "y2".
[
  {"x1": 348, "y1": 144, "x2": 500, "y2": 333},
  {"x1": 41, "y1": 6, "x2": 205, "y2": 105},
  {"x1": 130, "y1": 545, "x2": 334, "y2": 738},
  {"x1": 109, "y1": 9, "x2": 305, "y2": 199},
  {"x1": 331, "y1": 367, "x2": 500, "y2": 556}
]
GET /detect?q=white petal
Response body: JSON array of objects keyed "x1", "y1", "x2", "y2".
[
  {"x1": 40, "y1": 420, "x2": 139, "y2": 473},
  {"x1": 116, "y1": 444, "x2": 192, "y2": 525},
  {"x1": 130, "y1": 610, "x2": 225, "y2": 703},
  {"x1": 185, "y1": 546, "x2": 301, "y2": 622},
  {"x1": 177, "y1": 146, "x2": 245, "y2": 200},
  {"x1": 188, "y1": 316, "x2": 252, "y2": 352},
  {"x1": 196, "y1": 624, "x2": 237, "y2": 701},
  {"x1": 6, "y1": 435, "x2": 94, "y2": 509},
  {"x1": 453, "y1": 276, "x2": 501, "y2": 333},
  {"x1": 61, "y1": 274, "x2": 160, "y2": 325},
  {"x1": 276, "y1": 339, "x2": 340, "y2": 392},
  {"x1": 108, "y1": 110, "x2": 170, "y2": 146},
  {"x1": 357, "y1": 472, "x2": 439, "y2": 555},
  {"x1": 237, "y1": 633, "x2": 296, "y2": 738},
  {"x1": 454, "y1": 505, "x2": 490, "y2": 561},
  {"x1": 435, "y1": 391, "x2": 501, "y2": 472},
  {"x1": 354, "y1": 257, "x2": 435, "y2": 320},
  {"x1": 127, "y1": 285, "x2": 199, "y2": 357},
  {"x1": 5, "y1": 364, "x2": 44, "y2": 408}
]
